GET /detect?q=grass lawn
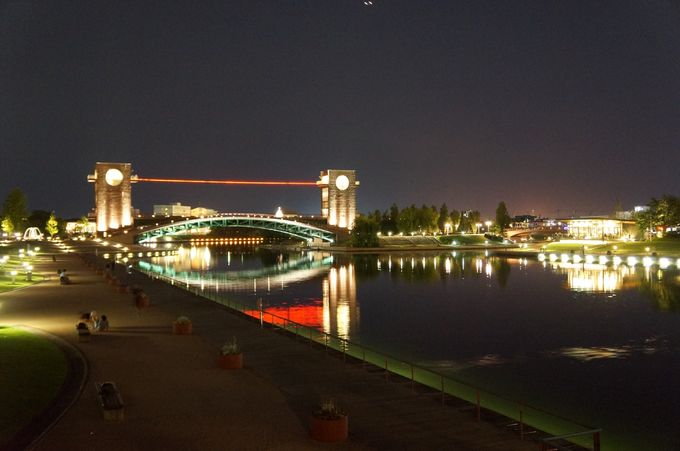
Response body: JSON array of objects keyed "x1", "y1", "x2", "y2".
[
  {"x1": 0, "y1": 243, "x2": 42, "y2": 293},
  {"x1": 437, "y1": 234, "x2": 510, "y2": 246},
  {"x1": 538, "y1": 237, "x2": 680, "y2": 257},
  {"x1": 0, "y1": 327, "x2": 68, "y2": 445}
]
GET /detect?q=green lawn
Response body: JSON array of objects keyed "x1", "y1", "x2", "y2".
[
  {"x1": 437, "y1": 234, "x2": 510, "y2": 246},
  {"x1": 0, "y1": 327, "x2": 68, "y2": 445},
  {"x1": 538, "y1": 238, "x2": 680, "y2": 257},
  {"x1": 0, "y1": 244, "x2": 42, "y2": 292}
]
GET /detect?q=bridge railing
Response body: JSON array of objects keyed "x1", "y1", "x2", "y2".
[{"x1": 141, "y1": 268, "x2": 601, "y2": 451}]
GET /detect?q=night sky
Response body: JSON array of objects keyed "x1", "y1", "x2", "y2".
[{"x1": 1, "y1": 1, "x2": 679, "y2": 220}]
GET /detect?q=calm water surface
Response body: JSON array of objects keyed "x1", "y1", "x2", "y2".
[{"x1": 142, "y1": 246, "x2": 680, "y2": 451}]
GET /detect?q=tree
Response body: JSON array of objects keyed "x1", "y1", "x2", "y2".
[
  {"x1": 397, "y1": 205, "x2": 417, "y2": 234},
  {"x1": 1, "y1": 217, "x2": 14, "y2": 235},
  {"x1": 449, "y1": 209, "x2": 460, "y2": 231},
  {"x1": 635, "y1": 208, "x2": 656, "y2": 241},
  {"x1": 438, "y1": 203, "x2": 449, "y2": 233},
  {"x1": 45, "y1": 212, "x2": 59, "y2": 237},
  {"x1": 653, "y1": 195, "x2": 680, "y2": 231},
  {"x1": 2, "y1": 188, "x2": 28, "y2": 232},
  {"x1": 458, "y1": 211, "x2": 471, "y2": 233},
  {"x1": 350, "y1": 216, "x2": 380, "y2": 247},
  {"x1": 76, "y1": 216, "x2": 90, "y2": 234},
  {"x1": 495, "y1": 201, "x2": 512, "y2": 234},
  {"x1": 28, "y1": 210, "x2": 51, "y2": 230}
]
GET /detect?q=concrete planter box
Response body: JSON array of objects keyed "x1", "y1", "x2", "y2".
[
  {"x1": 309, "y1": 415, "x2": 348, "y2": 442},
  {"x1": 218, "y1": 353, "x2": 243, "y2": 369},
  {"x1": 172, "y1": 322, "x2": 192, "y2": 335}
]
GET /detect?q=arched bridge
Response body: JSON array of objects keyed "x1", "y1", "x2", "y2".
[{"x1": 134, "y1": 215, "x2": 336, "y2": 244}]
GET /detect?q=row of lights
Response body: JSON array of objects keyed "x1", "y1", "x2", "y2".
[
  {"x1": 103, "y1": 250, "x2": 177, "y2": 260},
  {"x1": 189, "y1": 238, "x2": 265, "y2": 245},
  {"x1": 538, "y1": 253, "x2": 679, "y2": 269}
]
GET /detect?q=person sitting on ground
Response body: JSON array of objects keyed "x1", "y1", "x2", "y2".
[
  {"x1": 89, "y1": 311, "x2": 99, "y2": 330},
  {"x1": 98, "y1": 315, "x2": 109, "y2": 331}
]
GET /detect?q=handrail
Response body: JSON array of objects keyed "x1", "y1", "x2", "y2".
[{"x1": 141, "y1": 268, "x2": 601, "y2": 450}]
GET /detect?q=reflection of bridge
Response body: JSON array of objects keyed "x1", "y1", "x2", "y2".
[
  {"x1": 138, "y1": 253, "x2": 334, "y2": 290},
  {"x1": 135, "y1": 215, "x2": 336, "y2": 244}
]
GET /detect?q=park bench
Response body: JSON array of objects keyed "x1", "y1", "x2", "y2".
[{"x1": 95, "y1": 381, "x2": 124, "y2": 421}]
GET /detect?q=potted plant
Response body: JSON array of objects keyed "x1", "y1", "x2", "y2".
[
  {"x1": 134, "y1": 289, "x2": 149, "y2": 308},
  {"x1": 217, "y1": 336, "x2": 243, "y2": 369},
  {"x1": 172, "y1": 316, "x2": 192, "y2": 335},
  {"x1": 309, "y1": 398, "x2": 348, "y2": 442}
]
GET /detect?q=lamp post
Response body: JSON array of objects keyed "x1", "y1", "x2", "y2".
[{"x1": 484, "y1": 221, "x2": 492, "y2": 233}]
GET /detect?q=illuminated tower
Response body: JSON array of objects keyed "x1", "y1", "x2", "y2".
[
  {"x1": 317, "y1": 170, "x2": 359, "y2": 229},
  {"x1": 87, "y1": 162, "x2": 137, "y2": 232}
]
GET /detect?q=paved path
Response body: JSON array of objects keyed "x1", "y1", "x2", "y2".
[{"x1": 1, "y1": 242, "x2": 538, "y2": 450}]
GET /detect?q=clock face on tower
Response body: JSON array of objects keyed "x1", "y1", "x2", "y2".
[
  {"x1": 335, "y1": 175, "x2": 350, "y2": 191},
  {"x1": 105, "y1": 168, "x2": 124, "y2": 186}
]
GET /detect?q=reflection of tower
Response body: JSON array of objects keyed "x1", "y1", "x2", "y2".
[
  {"x1": 322, "y1": 264, "x2": 358, "y2": 339},
  {"x1": 317, "y1": 170, "x2": 359, "y2": 229},
  {"x1": 87, "y1": 162, "x2": 137, "y2": 232}
]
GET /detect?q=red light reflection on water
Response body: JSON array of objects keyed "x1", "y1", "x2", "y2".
[{"x1": 244, "y1": 301, "x2": 324, "y2": 329}]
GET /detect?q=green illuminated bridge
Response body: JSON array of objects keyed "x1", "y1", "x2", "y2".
[{"x1": 134, "y1": 214, "x2": 336, "y2": 244}]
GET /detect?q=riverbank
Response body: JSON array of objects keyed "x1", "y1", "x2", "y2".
[{"x1": 1, "y1": 241, "x2": 538, "y2": 450}]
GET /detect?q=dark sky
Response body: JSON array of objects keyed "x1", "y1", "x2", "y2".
[{"x1": 2, "y1": 1, "x2": 679, "y2": 219}]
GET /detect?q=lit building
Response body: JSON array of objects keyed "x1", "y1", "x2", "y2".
[
  {"x1": 190, "y1": 207, "x2": 217, "y2": 217},
  {"x1": 87, "y1": 162, "x2": 137, "y2": 232},
  {"x1": 316, "y1": 170, "x2": 359, "y2": 229},
  {"x1": 153, "y1": 203, "x2": 192, "y2": 217},
  {"x1": 562, "y1": 217, "x2": 637, "y2": 240}
]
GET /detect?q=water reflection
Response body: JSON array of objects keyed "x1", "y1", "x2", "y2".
[{"x1": 141, "y1": 249, "x2": 680, "y2": 331}]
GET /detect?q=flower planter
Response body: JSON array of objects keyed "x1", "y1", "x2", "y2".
[
  {"x1": 135, "y1": 293, "x2": 150, "y2": 308},
  {"x1": 172, "y1": 322, "x2": 192, "y2": 335},
  {"x1": 218, "y1": 353, "x2": 243, "y2": 369},
  {"x1": 309, "y1": 415, "x2": 348, "y2": 442}
]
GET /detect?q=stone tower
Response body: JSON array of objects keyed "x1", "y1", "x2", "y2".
[
  {"x1": 317, "y1": 170, "x2": 359, "y2": 229},
  {"x1": 87, "y1": 162, "x2": 137, "y2": 232}
]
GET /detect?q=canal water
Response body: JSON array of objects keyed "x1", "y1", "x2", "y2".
[{"x1": 141, "y1": 246, "x2": 680, "y2": 451}]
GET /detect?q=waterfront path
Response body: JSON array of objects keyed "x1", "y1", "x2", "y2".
[{"x1": 2, "y1": 243, "x2": 537, "y2": 450}]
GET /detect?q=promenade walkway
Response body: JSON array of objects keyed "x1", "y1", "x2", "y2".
[{"x1": 2, "y1": 242, "x2": 537, "y2": 450}]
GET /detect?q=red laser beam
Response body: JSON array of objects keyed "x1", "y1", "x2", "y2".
[{"x1": 137, "y1": 177, "x2": 317, "y2": 186}]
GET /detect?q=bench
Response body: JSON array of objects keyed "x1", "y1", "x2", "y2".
[{"x1": 95, "y1": 381, "x2": 124, "y2": 421}]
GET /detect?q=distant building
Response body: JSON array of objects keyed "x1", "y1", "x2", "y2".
[
  {"x1": 153, "y1": 203, "x2": 191, "y2": 217},
  {"x1": 562, "y1": 217, "x2": 637, "y2": 240},
  {"x1": 65, "y1": 221, "x2": 97, "y2": 235},
  {"x1": 190, "y1": 207, "x2": 217, "y2": 217}
]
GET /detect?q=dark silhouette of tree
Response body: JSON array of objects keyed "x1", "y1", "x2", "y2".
[
  {"x1": 495, "y1": 201, "x2": 512, "y2": 234},
  {"x1": 2, "y1": 188, "x2": 28, "y2": 232}
]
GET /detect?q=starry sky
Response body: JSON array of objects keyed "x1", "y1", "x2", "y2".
[{"x1": 1, "y1": 1, "x2": 679, "y2": 220}]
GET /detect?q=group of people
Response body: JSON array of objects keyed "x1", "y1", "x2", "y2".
[{"x1": 81, "y1": 310, "x2": 109, "y2": 331}]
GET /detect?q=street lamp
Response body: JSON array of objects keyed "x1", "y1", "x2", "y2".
[{"x1": 484, "y1": 221, "x2": 492, "y2": 232}]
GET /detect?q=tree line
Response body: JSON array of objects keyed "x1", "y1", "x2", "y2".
[
  {"x1": 1, "y1": 188, "x2": 60, "y2": 237},
  {"x1": 635, "y1": 195, "x2": 680, "y2": 239},
  {"x1": 351, "y1": 202, "x2": 512, "y2": 247}
]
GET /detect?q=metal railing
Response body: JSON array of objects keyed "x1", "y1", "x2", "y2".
[{"x1": 143, "y1": 269, "x2": 601, "y2": 451}]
